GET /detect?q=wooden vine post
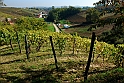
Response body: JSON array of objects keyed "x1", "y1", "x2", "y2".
[
  {"x1": 25, "y1": 35, "x2": 29, "y2": 59},
  {"x1": 50, "y1": 36, "x2": 58, "y2": 70},
  {"x1": 10, "y1": 38, "x2": 14, "y2": 51},
  {"x1": 73, "y1": 37, "x2": 76, "y2": 55},
  {"x1": 84, "y1": 32, "x2": 96, "y2": 81},
  {"x1": 16, "y1": 31, "x2": 21, "y2": 53},
  {"x1": 9, "y1": 34, "x2": 13, "y2": 51}
]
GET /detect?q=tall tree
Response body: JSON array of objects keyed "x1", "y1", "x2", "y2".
[
  {"x1": 86, "y1": 8, "x2": 100, "y2": 23},
  {"x1": 52, "y1": 6, "x2": 55, "y2": 10},
  {"x1": 97, "y1": 0, "x2": 124, "y2": 44}
]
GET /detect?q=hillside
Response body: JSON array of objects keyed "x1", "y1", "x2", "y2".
[
  {"x1": 0, "y1": 7, "x2": 40, "y2": 18},
  {"x1": 66, "y1": 11, "x2": 86, "y2": 24},
  {"x1": 63, "y1": 12, "x2": 114, "y2": 38},
  {"x1": 63, "y1": 24, "x2": 113, "y2": 37}
]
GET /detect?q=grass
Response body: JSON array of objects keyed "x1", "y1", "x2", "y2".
[
  {"x1": 63, "y1": 25, "x2": 91, "y2": 37},
  {"x1": 84, "y1": 68, "x2": 124, "y2": 83},
  {"x1": 0, "y1": 43, "x2": 117, "y2": 83},
  {"x1": 61, "y1": 12, "x2": 115, "y2": 38},
  {"x1": 0, "y1": 7, "x2": 40, "y2": 19},
  {"x1": 63, "y1": 24, "x2": 113, "y2": 37},
  {"x1": 47, "y1": 23, "x2": 55, "y2": 32},
  {"x1": 60, "y1": 20, "x2": 70, "y2": 24}
]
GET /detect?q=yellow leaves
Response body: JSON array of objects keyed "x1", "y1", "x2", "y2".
[{"x1": 94, "y1": 40, "x2": 118, "y2": 56}]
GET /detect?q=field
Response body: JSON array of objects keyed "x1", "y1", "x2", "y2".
[
  {"x1": 47, "y1": 23, "x2": 55, "y2": 32},
  {"x1": 0, "y1": 7, "x2": 39, "y2": 17}
]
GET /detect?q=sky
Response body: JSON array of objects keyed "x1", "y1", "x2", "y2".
[{"x1": 3, "y1": 0, "x2": 100, "y2": 7}]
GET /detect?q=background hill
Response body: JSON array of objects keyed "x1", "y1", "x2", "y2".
[
  {"x1": 66, "y1": 11, "x2": 86, "y2": 24},
  {"x1": 63, "y1": 11, "x2": 114, "y2": 38},
  {"x1": 0, "y1": 7, "x2": 40, "y2": 18}
]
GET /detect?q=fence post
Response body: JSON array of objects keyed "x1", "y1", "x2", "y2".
[
  {"x1": 73, "y1": 37, "x2": 76, "y2": 55},
  {"x1": 10, "y1": 38, "x2": 14, "y2": 51},
  {"x1": 16, "y1": 31, "x2": 21, "y2": 53},
  {"x1": 84, "y1": 32, "x2": 96, "y2": 81},
  {"x1": 25, "y1": 35, "x2": 29, "y2": 59},
  {"x1": 8, "y1": 34, "x2": 14, "y2": 51},
  {"x1": 50, "y1": 36, "x2": 58, "y2": 70}
]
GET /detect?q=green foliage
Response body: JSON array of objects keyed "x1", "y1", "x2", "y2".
[
  {"x1": 94, "y1": 0, "x2": 124, "y2": 45},
  {"x1": 47, "y1": 23, "x2": 55, "y2": 32},
  {"x1": 60, "y1": 20, "x2": 70, "y2": 24},
  {"x1": 0, "y1": 17, "x2": 53, "y2": 46},
  {"x1": 86, "y1": 8, "x2": 100, "y2": 23},
  {"x1": 94, "y1": 0, "x2": 124, "y2": 67},
  {"x1": 15, "y1": 17, "x2": 47, "y2": 31},
  {"x1": 55, "y1": 36, "x2": 67, "y2": 55},
  {"x1": 47, "y1": 6, "x2": 81, "y2": 22},
  {"x1": 98, "y1": 25, "x2": 124, "y2": 44}
]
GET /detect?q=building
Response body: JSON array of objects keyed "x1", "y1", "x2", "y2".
[
  {"x1": 0, "y1": 0, "x2": 3, "y2": 7},
  {"x1": 38, "y1": 11, "x2": 47, "y2": 18}
]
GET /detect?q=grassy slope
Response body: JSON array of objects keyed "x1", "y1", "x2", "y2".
[
  {"x1": 0, "y1": 7, "x2": 39, "y2": 17},
  {"x1": 84, "y1": 68, "x2": 124, "y2": 83},
  {"x1": 47, "y1": 23, "x2": 55, "y2": 32},
  {"x1": 63, "y1": 12, "x2": 114, "y2": 38},
  {"x1": 63, "y1": 24, "x2": 113, "y2": 38}
]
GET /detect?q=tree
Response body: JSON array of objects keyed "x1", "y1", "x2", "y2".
[
  {"x1": 97, "y1": 0, "x2": 124, "y2": 44},
  {"x1": 52, "y1": 6, "x2": 55, "y2": 10},
  {"x1": 46, "y1": 7, "x2": 81, "y2": 22},
  {"x1": 86, "y1": 8, "x2": 100, "y2": 23}
]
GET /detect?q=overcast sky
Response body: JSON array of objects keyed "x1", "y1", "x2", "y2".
[{"x1": 4, "y1": 0, "x2": 99, "y2": 7}]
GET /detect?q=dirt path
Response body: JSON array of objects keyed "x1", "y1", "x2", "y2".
[{"x1": 53, "y1": 23, "x2": 60, "y2": 32}]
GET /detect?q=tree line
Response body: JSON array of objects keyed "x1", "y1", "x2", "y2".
[{"x1": 46, "y1": 6, "x2": 82, "y2": 22}]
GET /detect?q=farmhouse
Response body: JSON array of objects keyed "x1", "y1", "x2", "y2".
[
  {"x1": 38, "y1": 11, "x2": 47, "y2": 18},
  {"x1": 0, "y1": 1, "x2": 3, "y2": 7},
  {"x1": 6, "y1": 18, "x2": 17, "y2": 25}
]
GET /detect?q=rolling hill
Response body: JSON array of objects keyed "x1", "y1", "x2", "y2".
[
  {"x1": 64, "y1": 11, "x2": 114, "y2": 38},
  {"x1": 66, "y1": 11, "x2": 86, "y2": 24},
  {"x1": 0, "y1": 7, "x2": 40, "y2": 18}
]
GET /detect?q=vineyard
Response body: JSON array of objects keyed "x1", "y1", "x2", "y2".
[
  {"x1": 0, "y1": 18, "x2": 124, "y2": 82},
  {"x1": 1, "y1": 6, "x2": 124, "y2": 83}
]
